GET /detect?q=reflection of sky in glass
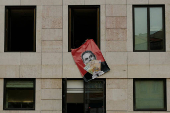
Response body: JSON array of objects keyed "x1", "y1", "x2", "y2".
[
  {"x1": 150, "y1": 7, "x2": 162, "y2": 33},
  {"x1": 135, "y1": 8, "x2": 147, "y2": 35}
]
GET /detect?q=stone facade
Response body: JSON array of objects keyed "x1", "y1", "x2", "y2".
[{"x1": 0, "y1": 0, "x2": 170, "y2": 113}]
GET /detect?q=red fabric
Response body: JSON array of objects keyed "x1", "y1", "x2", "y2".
[{"x1": 71, "y1": 39, "x2": 105, "y2": 77}]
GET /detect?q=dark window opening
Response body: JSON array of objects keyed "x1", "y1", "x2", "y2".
[
  {"x1": 133, "y1": 5, "x2": 165, "y2": 52},
  {"x1": 4, "y1": 79, "x2": 35, "y2": 110},
  {"x1": 5, "y1": 6, "x2": 36, "y2": 52},
  {"x1": 68, "y1": 6, "x2": 100, "y2": 52}
]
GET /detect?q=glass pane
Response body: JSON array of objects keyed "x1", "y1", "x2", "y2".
[
  {"x1": 134, "y1": 8, "x2": 148, "y2": 50},
  {"x1": 5, "y1": 80, "x2": 34, "y2": 109},
  {"x1": 150, "y1": 7, "x2": 164, "y2": 50},
  {"x1": 6, "y1": 89, "x2": 34, "y2": 108},
  {"x1": 67, "y1": 80, "x2": 84, "y2": 113},
  {"x1": 135, "y1": 80, "x2": 164, "y2": 109},
  {"x1": 6, "y1": 81, "x2": 33, "y2": 88},
  {"x1": 85, "y1": 80, "x2": 104, "y2": 113}
]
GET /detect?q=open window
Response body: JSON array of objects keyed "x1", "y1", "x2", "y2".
[
  {"x1": 5, "y1": 6, "x2": 36, "y2": 52},
  {"x1": 68, "y1": 5, "x2": 100, "y2": 52},
  {"x1": 62, "y1": 79, "x2": 106, "y2": 113}
]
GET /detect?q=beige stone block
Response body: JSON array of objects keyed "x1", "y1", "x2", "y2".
[
  {"x1": 128, "y1": 52, "x2": 149, "y2": 65},
  {"x1": 42, "y1": 79, "x2": 62, "y2": 89},
  {"x1": 167, "y1": 79, "x2": 170, "y2": 111},
  {"x1": 36, "y1": 6, "x2": 42, "y2": 53},
  {"x1": 0, "y1": 53, "x2": 20, "y2": 65},
  {"x1": 19, "y1": 111, "x2": 40, "y2": 113},
  {"x1": 42, "y1": 89, "x2": 62, "y2": 99},
  {"x1": 2, "y1": 111, "x2": 19, "y2": 113},
  {"x1": 41, "y1": 0, "x2": 62, "y2": 5},
  {"x1": 150, "y1": 52, "x2": 170, "y2": 65},
  {"x1": 106, "y1": 79, "x2": 127, "y2": 89},
  {"x1": 42, "y1": 29, "x2": 62, "y2": 41},
  {"x1": 63, "y1": 65, "x2": 82, "y2": 78},
  {"x1": 0, "y1": 0, "x2": 20, "y2": 5},
  {"x1": 128, "y1": 65, "x2": 149, "y2": 78},
  {"x1": 21, "y1": 0, "x2": 41, "y2": 5},
  {"x1": 85, "y1": 0, "x2": 105, "y2": 5},
  {"x1": 106, "y1": 5, "x2": 126, "y2": 16},
  {"x1": 21, "y1": 53, "x2": 41, "y2": 65},
  {"x1": 101, "y1": 41, "x2": 106, "y2": 52},
  {"x1": 41, "y1": 100, "x2": 62, "y2": 110},
  {"x1": 20, "y1": 65, "x2": 41, "y2": 78},
  {"x1": 42, "y1": 41, "x2": 62, "y2": 53},
  {"x1": 42, "y1": 53, "x2": 62, "y2": 65},
  {"x1": 36, "y1": 79, "x2": 41, "y2": 111},
  {"x1": 106, "y1": 17, "x2": 127, "y2": 29},
  {"x1": 150, "y1": 65, "x2": 170, "y2": 78},
  {"x1": 106, "y1": 29, "x2": 127, "y2": 41},
  {"x1": 42, "y1": 17, "x2": 62, "y2": 28},
  {"x1": 127, "y1": 0, "x2": 149, "y2": 4},
  {"x1": 37, "y1": 6, "x2": 42, "y2": 30},
  {"x1": 166, "y1": 4, "x2": 170, "y2": 52},
  {"x1": 101, "y1": 5, "x2": 105, "y2": 41},
  {"x1": 127, "y1": 5, "x2": 133, "y2": 52},
  {"x1": 42, "y1": 65, "x2": 62, "y2": 78},
  {"x1": 0, "y1": 79, "x2": 3, "y2": 98},
  {"x1": 106, "y1": 52, "x2": 127, "y2": 65},
  {"x1": 63, "y1": 5, "x2": 68, "y2": 52},
  {"x1": 41, "y1": 111, "x2": 62, "y2": 113},
  {"x1": 0, "y1": 6, "x2": 4, "y2": 53},
  {"x1": 106, "y1": 41, "x2": 127, "y2": 52},
  {"x1": 0, "y1": 66, "x2": 19, "y2": 78},
  {"x1": 106, "y1": 89, "x2": 127, "y2": 110},
  {"x1": 36, "y1": 30, "x2": 42, "y2": 53},
  {"x1": 106, "y1": 0, "x2": 126, "y2": 4},
  {"x1": 63, "y1": 53, "x2": 75, "y2": 65},
  {"x1": 149, "y1": 0, "x2": 170, "y2": 4},
  {"x1": 127, "y1": 79, "x2": 133, "y2": 111},
  {"x1": 0, "y1": 98, "x2": 2, "y2": 111},
  {"x1": 128, "y1": 112, "x2": 150, "y2": 113},
  {"x1": 107, "y1": 111, "x2": 127, "y2": 113},
  {"x1": 42, "y1": 6, "x2": 62, "y2": 17},
  {"x1": 106, "y1": 65, "x2": 127, "y2": 78},
  {"x1": 63, "y1": 0, "x2": 84, "y2": 5}
]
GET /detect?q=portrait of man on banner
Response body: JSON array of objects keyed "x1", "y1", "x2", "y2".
[{"x1": 71, "y1": 39, "x2": 110, "y2": 82}]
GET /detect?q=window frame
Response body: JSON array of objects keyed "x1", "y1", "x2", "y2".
[
  {"x1": 133, "y1": 5, "x2": 165, "y2": 52},
  {"x1": 68, "y1": 5, "x2": 100, "y2": 52},
  {"x1": 62, "y1": 78, "x2": 106, "y2": 113},
  {"x1": 133, "y1": 78, "x2": 167, "y2": 111},
  {"x1": 3, "y1": 78, "x2": 36, "y2": 110},
  {"x1": 4, "y1": 6, "x2": 36, "y2": 52}
]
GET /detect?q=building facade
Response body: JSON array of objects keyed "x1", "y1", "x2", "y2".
[{"x1": 0, "y1": 0, "x2": 170, "y2": 113}]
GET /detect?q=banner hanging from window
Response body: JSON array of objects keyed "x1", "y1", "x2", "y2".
[{"x1": 71, "y1": 39, "x2": 110, "y2": 82}]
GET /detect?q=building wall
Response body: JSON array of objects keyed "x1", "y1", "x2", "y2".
[{"x1": 0, "y1": 0, "x2": 170, "y2": 113}]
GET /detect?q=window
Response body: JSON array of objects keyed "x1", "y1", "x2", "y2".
[
  {"x1": 4, "y1": 79, "x2": 35, "y2": 110},
  {"x1": 133, "y1": 5, "x2": 165, "y2": 52},
  {"x1": 62, "y1": 79, "x2": 106, "y2": 113},
  {"x1": 134, "y1": 79, "x2": 166, "y2": 111},
  {"x1": 68, "y1": 6, "x2": 100, "y2": 52},
  {"x1": 5, "y1": 6, "x2": 36, "y2": 52}
]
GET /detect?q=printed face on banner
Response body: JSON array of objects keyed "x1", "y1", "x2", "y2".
[{"x1": 71, "y1": 39, "x2": 110, "y2": 82}]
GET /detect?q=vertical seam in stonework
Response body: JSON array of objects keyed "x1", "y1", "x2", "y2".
[
  {"x1": 62, "y1": 0, "x2": 63, "y2": 78},
  {"x1": 19, "y1": 52, "x2": 21, "y2": 78}
]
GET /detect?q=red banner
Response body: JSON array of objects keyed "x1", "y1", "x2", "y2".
[{"x1": 71, "y1": 39, "x2": 110, "y2": 82}]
